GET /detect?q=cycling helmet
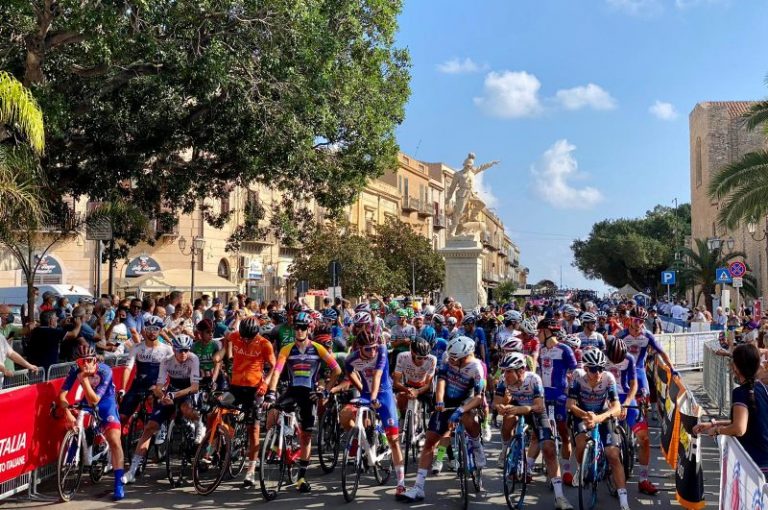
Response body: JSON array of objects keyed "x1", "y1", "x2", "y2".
[
  {"x1": 411, "y1": 337, "x2": 431, "y2": 357},
  {"x1": 561, "y1": 334, "x2": 582, "y2": 351},
  {"x1": 582, "y1": 349, "x2": 608, "y2": 368},
  {"x1": 505, "y1": 310, "x2": 523, "y2": 322},
  {"x1": 75, "y1": 344, "x2": 97, "y2": 359},
  {"x1": 462, "y1": 314, "x2": 477, "y2": 326},
  {"x1": 291, "y1": 303, "x2": 305, "y2": 313},
  {"x1": 519, "y1": 318, "x2": 538, "y2": 336},
  {"x1": 370, "y1": 301, "x2": 381, "y2": 311},
  {"x1": 606, "y1": 336, "x2": 628, "y2": 364},
  {"x1": 388, "y1": 301, "x2": 400, "y2": 312},
  {"x1": 309, "y1": 310, "x2": 322, "y2": 321},
  {"x1": 353, "y1": 311, "x2": 372, "y2": 326},
  {"x1": 433, "y1": 313, "x2": 445, "y2": 326},
  {"x1": 322, "y1": 308, "x2": 338, "y2": 322},
  {"x1": 294, "y1": 311, "x2": 311, "y2": 327},
  {"x1": 144, "y1": 315, "x2": 164, "y2": 331},
  {"x1": 448, "y1": 316, "x2": 458, "y2": 327},
  {"x1": 596, "y1": 311, "x2": 608, "y2": 319},
  {"x1": 396, "y1": 309, "x2": 409, "y2": 318},
  {"x1": 537, "y1": 318, "x2": 560, "y2": 331},
  {"x1": 499, "y1": 352, "x2": 527, "y2": 371},
  {"x1": 446, "y1": 336, "x2": 475, "y2": 361},
  {"x1": 239, "y1": 316, "x2": 260, "y2": 339},
  {"x1": 260, "y1": 322, "x2": 274, "y2": 335},
  {"x1": 563, "y1": 305, "x2": 578, "y2": 316},
  {"x1": 172, "y1": 334, "x2": 194, "y2": 351},
  {"x1": 498, "y1": 335, "x2": 523, "y2": 352},
  {"x1": 354, "y1": 303, "x2": 371, "y2": 313},
  {"x1": 355, "y1": 329, "x2": 377, "y2": 347},
  {"x1": 580, "y1": 312, "x2": 597, "y2": 324},
  {"x1": 271, "y1": 310, "x2": 287, "y2": 324},
  {"x1": 631, "y1": 307, "x2": 649, "y2": 320},
  {"x1": 419, "y1": 326, "x2": 437, "y2": 345}
]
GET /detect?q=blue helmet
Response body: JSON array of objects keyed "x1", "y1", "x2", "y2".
[
  {"x1": 322, "y1": 308, "x2": 338, "y2": 322},
  {"x1": 172, "y1": 334, "x2": 194, "y2": 351},
  {"x1": 294, "y1": 311, "x2": 311, "y2": 327},
  {"x1": 420, "y1": 325, "x2": 437, "y2": 345},
  {"x1": 144, "y1": 315, "x2": 164, "y2": 331}
]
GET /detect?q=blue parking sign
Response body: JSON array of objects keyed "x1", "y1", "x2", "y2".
[{"x1": 661, "y1": 271, "x2": 676, "y2": 285}]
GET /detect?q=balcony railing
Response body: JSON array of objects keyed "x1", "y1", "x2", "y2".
[
  {"x1": 433, "y1": 212, "x2": 446, "y2": 230},
  {"x1": 150, "y1": 219, "x2": 179, "y2": 238},
  {"x1": 482, "y1": 271, "x2": 500, "y2": 283},
  {"x1": 242, "y1": 231, "x2": 277, "y2": 252},
  {"x1": 401, "y1": 195, "x2": 420, "y2": 212},
  {"x1": 417, "y1": 202, "x2": 434, "y2": 217},
  {"x1": 35, "y1": 206, "x2": 81, "y2": 233}
]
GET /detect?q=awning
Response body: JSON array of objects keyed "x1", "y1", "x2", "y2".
[
  {"x1": 117, "y1": 268, "x2": 238, "y2": 293},
  {"x1": 512, "y1": 289, "x2": 532, "y2": 297}
]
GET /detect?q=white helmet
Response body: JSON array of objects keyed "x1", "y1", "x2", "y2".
[
  {"x1": 582, "y1": 349, "x2": 608, "y2": 368},
  {"x1": 446, "y1": 335, "x2": 475, "y2": 361},
  {"x1": 499, "y1": 352, "x2": 527, "y2": 371},
  {"x1": 498, "y1": 334, "x2": 523, "y2": 352},
  {"x1": 519, "y1": 318, "x2": 538, "y2": 335},
  {"x1": 504, "y1": 310, "x2": 523, "y2": 323}
]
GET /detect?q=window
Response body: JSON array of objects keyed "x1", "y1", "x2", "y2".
[
  {"x1": 221, "y1": 192, "x2": 231, "y2": 215},
  {"x1": 404, "y1": 178, "x2": 409, "y2": 197},
  {"x1": 398, "y1": 175, "x2": 402, "y2": 192},
  {"x1": 695, "y1": 137, "x2": 703, "y2": 188}
]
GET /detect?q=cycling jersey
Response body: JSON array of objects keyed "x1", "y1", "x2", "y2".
[
  {"x1": 435, "y1": 326, "x2": 450, "y2": 340},
  {"x1": 567, "y1": 371, "x2": 620, "y2": 413},
  {"x1": 538, "y1": 343, "x2": 577, "y2": 390},
  {"x1": 431, "y1": 337, "x2": 448, "y2": 366},
  {"x1": 390, "y1": 324, "x2": 417, "y2": 354},
  {"x1": 459, "y1": 327, "x2": 488, "y2": 364},
  {"x1": 125, "y1": 341, "x2": 174, "y2": 387},
  {"x1": 61, "y1": 363, "x2": 120, "y2": 431},
  {"x1": 275, "y1": 324, "x2": 295, "y2": 349},
  {"x1": 494, "y1": 371, "x2": 544, "y2": 406},
  {"x1": 616, "y1": 328, "x2": 664, "y2": 392},
  {"x1": 192, "y1": 339, "x2": 221, "y2": 372},
  {"x1": 273, "y1": 341, "x2": 338, "y2": 389},
  {"x1": 521, "y1": 336, "x2": 540, "y2": 359},
  {"x1": 394, "y1": 351, "x2": 437, "y2": 388},
  {"x1": 605, "y1": 354, "x2": 637, "y2": 397},
  {"x1": 157, "y1": 353, "x2": 201, "y2": 390},
  {"x1": 560, "y1": 319, "x2": 581, "y2": 334},
  {"x1": 229, "y1": 332, "x2": 275, "y2": 388},
  {"x1": 437, "y1": 358, "x2": 485, "y2": 405},
  {"x1": 577, "y1": 331, "x2": 606, "y2": 352},
  {"x1": 344, "y1": 345, "x2": 393, "y2": 394}
]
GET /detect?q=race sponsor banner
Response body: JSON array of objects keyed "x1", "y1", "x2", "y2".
[
  {"x1": 653, "y1": 359, "x2": 681, "y2": 465},
  {"x1": 676, "y1": 391, "x2": 705, "y2": 509},
  {"x1": 718, "y1": 435, "x2": 767, "y2": 510}
]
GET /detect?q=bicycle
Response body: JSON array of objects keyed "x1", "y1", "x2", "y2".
[
  {"x1": 192, "y1": 392, "x2": 244, "y2": 495},
  {"x1": 577, "y1": 420, "x2": 622, "y2": 510},
  {"x1": 121, "y1": 391, "x2": 162, "y2": 475},
  {"x1": 258, "y1": 399, "x2": 303, "y2": 501},
  {"x1": 165, "y1": 411, "x2": 197, "y2": 488},
  {"x1": 617, "y1": 404, "x2": 640, "y2": 479},
  {"x1": 53, "y1": 403, "x2": 112, "y2": 502},
  {"x1": 449, "y1": 408, "x2": 484, "y2": 510},
  {"x1": 501, "y1": 414, "x2": 529, "y2": 510},
  {"x1": 317, "y1": 391, "x2": 344, "y2": 473},
  {"x1": 340, "y1": 398, "x2": 392, "y2": 502},
  {"x1": 400, "y1": 393, "x2": 429, "y2": 474},
  {"x1": 534, "y1": 399, "x2": 562, "y2": 475}
]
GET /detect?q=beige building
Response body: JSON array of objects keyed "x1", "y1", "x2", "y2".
[
  {"x1": 0, "y1": 151, "x2": 523, "y2": 303},
  {"x1": 690, "y1": 101, "x2": 767, "y2": 301}
]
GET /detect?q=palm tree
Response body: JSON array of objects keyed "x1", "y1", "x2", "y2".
[
  {"x1": 0, "y1": 71, "x2": 45, "y2": 154},
  {"x1": 679, "y1": 238, "x2": 758, "y2": 311},
  {"x1": 708, "y1": 98, "x2": 768, "y2": 228}
]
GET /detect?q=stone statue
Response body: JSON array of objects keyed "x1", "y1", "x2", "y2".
[{"x1": 445, "y1": 152, "x2": 500, "y2": 237}]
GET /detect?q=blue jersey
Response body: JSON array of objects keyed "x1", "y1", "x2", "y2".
[
  {"x1": 436, "y1": 326, "x2": 450, "y2": 340},
  {"x1": 567, "y1": 371, "x2": 620, "y2": 413},
  {"x1": 495, "y1": 371, "x2": 544, "y2": 406},
  {"x1": 605, "y1": 354, "x2": 637, "y2": 397},
  {"x1": 61, "y1": 363, "x2": 116, "y2": 402},
  {"x1": 538, "y1": 343, "x2": 577, "y2": 391},
  {"x1": 577, "y1": 331, "x2": 606, "y2": 352},
  {"x1": 437, "y1": 358, "x2": 485, "y2": 404},
  {"x1": 617, "y1": 329, "x2": 663, "y2": 391},
  {"x1": 345, "y1": 345, "x2": 392, "y2": 395},
  {"x1": 431, "y1": 338, "x2": 448, "y2": 366},
  {"x1": 459, "y1": 327, "x2": 488, "y2": 364}
]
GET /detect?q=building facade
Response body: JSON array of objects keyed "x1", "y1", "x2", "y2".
[{"x1": 690, "y1": 101, "x2": 767, "y2": 301}]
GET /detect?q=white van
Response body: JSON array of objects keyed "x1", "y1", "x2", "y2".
[{"x1": 0, "y1": 284, "x2": 94, "y2": 307}]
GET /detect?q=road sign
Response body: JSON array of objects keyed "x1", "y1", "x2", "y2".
[
  {"x1": 729, "y1": 261, "x2": 747, "y2": 278},
  {"x1": 732, "y1": 277, "x2": 743, "y2": 288},
  {"x1": 661, "y1": 271, "x2": 676, "y2": 285},
  {"x1": 716, "y1": 267, "x2": 733, "y2": 284}
]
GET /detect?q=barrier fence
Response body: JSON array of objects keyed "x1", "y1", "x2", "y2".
[
  {"x1": 702, "y1": 339, "x2": 734, "y2": 416},
  {"x1": 656, "y1": 331, "x2": 718, "y2": 371},
  {"x1": 718, "y1": 434, "x2": 768, "y2": 510}
]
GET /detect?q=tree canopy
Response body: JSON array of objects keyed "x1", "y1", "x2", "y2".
[
  {"x1": 0, "y1": 0, "x2": 411, "y2": 251},
  {"x1": 571, "y1": 203, "x2": 691, "y2": 292}
]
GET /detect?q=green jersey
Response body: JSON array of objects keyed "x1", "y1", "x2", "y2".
[
  {"x1": 192, "y1": 339, "x2": 221, "y2": 372},
  {"x1": 277, "y1": 324, "x2": 295, "y2": 349}
]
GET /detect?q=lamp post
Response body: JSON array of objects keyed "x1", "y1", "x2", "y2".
[
  {"x1": 179, "y1": 236, "x2": 205, "y2": 299},
  {"x1": 748, "y1": 216, "x2": 768, "y2": 300}
]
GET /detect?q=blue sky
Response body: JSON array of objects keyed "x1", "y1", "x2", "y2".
[{"x1": 394, "y1": 0, "x2": 768, "y2": 292}]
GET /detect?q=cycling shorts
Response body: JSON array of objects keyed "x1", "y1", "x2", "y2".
[
  {"x1": 149, "y1": 389, "x2": 197, "y2": 425},
  {"x1": 93, "y1": 398, "x2": 121, "y2": 432},
  {"x1": 427, "y1": 398, "x2": 478, "y2": 436},
  {"x1": 502, "y1": 411, "x2": 553, "y2": 444},
  {"x1": 119, "y1": 384, "x2": 152, "y2": 417},
  {"x1": 275, "y1": 386, "x2": 317, "y2": 432},
  {"x1": 544, "y1": 388, "x2": 568, "y2": 423},
  {"x1": 572, "y1": 418, "x2": 620, "y2": 449},
  {"x1": 620, "y1": 397, "x2": 647, "y2": 433},
  {"x1": 229, "y1": 385, "x2": 264, "y2": 425},
  {"x1": 349, "y1": 390, "x2": 399, "y2": 436}
]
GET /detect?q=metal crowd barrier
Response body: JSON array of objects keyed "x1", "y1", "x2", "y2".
[
  {"x1": 703, "y1": 339, "x2": 733, "y2": 416},
  {"x1": 655, "y1": 331, "x2": 719, "y2": 371},
  {"x1": 1, "y1": 368, "x2": 45, "y2": 391}
]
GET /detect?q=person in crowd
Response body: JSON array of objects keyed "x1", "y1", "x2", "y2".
[
  {"x1": 125, "y1": 298, "x2": 145, "y2": 344},
  {"x1": 101, "y1": 306, "x2": 131, "y2": 354},
  {"x1": 27, "y1": 310, "x2": 83, "y2": 371},
  {"x1": 0, "y1": 330, "x2": 39, "y2": 385},
  {"x1": 204, "y1": 297, "x2": 223, "y2": 322},
  {"x1": 165, "y1": 291, "x2": 183, "y2": 316}
]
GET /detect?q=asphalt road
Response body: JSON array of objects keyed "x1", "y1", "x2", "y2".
[{"x1": 5, "y1": 371, "x2": 721, "y2": 509}]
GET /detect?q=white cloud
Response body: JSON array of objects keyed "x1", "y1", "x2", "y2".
[
  {"x1": 675, "y1": 0, "x2": 728, "y2": 9},
  {"x1": 531, "y1": 140, "x2": 603, "y2": 209},
  {"x1": 649, "y1": 100, "x2": 678, "y2": 120},
  {"x1": 606, "y1": 0, "x2": 663, "y2": 15},
  {"x1": 437, "y1": 57, "x2": 487, "y2": 74},
  {"x1": 554, "y1": 84, "x2": 617, "y2": 111},
  {"x1": 474, "y1": 172, "x2": 498, "y2": 209},
  {"x1": 473, "y1": 71, "x2": 543, "y2": 118}
]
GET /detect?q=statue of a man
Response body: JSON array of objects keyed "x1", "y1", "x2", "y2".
[{"x1": 445, "y1": 152, "x2": 500, "y2": 237}]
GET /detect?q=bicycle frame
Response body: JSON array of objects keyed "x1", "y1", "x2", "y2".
[
  {"x1": 352, "y1": 403, "x2": 382, "y2": 467},
  {"x1": 405, "y1": 397, "x2": 424, "y2": 447},
  {"x1": 271, "y1": 407, "x2": 300, "y2": 461}
]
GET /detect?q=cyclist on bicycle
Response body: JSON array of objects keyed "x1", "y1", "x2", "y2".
[
  {"x1": 123, "y1": 334, "x2": 203, "y2": 484},
  {"x1": 193, "y1": 319, "x2": 225, "y2": 391},
  {"x1": 495, "y1": 310, "x2": 522, "y2": 350},
  {"x1": 401, "y1": 335, "x2": 485, "y2": 503},
  {"x1": 537, "y1": 318, "x2": 578, "y2": 486},
  {"x1": 218, "y1": 315, "x2": 275, "y2": 487},
  {"x1": 59, "y1": 345, "x2": 125, "y2": 500},
  {"x1": 340, "y1": 329, "x2": 407, "y2": 497},
  {"x1": 265, "y1": 311, "x2": 342, "y2": 493},
  {"x1": 577, "y1": 313, "x2": 606, "y2": 352},
  {"x1": 432, "y1": 314, "x2": 450, "y2": 340},
  {"x1": 421, "y1": 325, "x2": 447, "y2": 365},
  {"x1": 390, "y1": 309, "x2": 417, "y2": 370},
  {"x1": 493, "y1": 352, "x2": 574, "y2": 510},
  {"x1": 119, "y1": 316, "x2": 173, "y2": 424},
  {"x1": 616, "y1": 306, "x2": 677, "y2": 495},
  {"x1": 605, "y1": 336, "x2": 643, "y2": 446},
  {"x1": 393, "y1": 337, "x2": 437, "y2": 420},
  {"x1": 567, "y1": 349, "x2": 629, "y2": 510}
]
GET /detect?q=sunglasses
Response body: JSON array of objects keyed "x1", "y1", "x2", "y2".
[
  {"x1": 587, "y1": 366, "x2": 604, "y2": 374},
  {"x1": 361, "y1": 345, "x2": 377, "y2": 352},
  {"x1": 175, "y1": 348, "x2": 190, "y2": 353},
  {"x1": 77, "y1": 357, "x2": 96, "y2": 366},
  {"x1": 413, "y1": 355, "x2": 427, "y2": 361},
  {"x1": 144, "y1": 326, "x2": 161, "y2": 333},
  {"x1": 295, "y1": 325, "x2": 309, "y2": 331}
]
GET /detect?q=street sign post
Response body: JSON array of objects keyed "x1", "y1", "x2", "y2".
[
  {"x1": 732, "y1": 277, "x2": 743, "y2": 288},
  {"x1": 661, "y1": 271, "x2": 676, "y2": 301},
  {"x1": 716, "y1": 267, "x2": 733, "y2": 284},
  {"x1": 729, "y1": 261, "x2": 747, "y2": 278},
  {"x1": 328, "y1": 260, "x2": 342, "y2": 299}
]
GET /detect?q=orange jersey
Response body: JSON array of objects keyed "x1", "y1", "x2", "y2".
[
  {"x1": 229, "y1": 332, "x2": 275, "y2": 387},
  {"x1": 444, "y1": 308, "x2": 464, "y2": 324}
]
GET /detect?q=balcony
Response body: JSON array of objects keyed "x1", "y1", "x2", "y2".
[
  {"x1": 481, "y1": 233, "x2": 493, "y2": 248},
  {"x1": 36, "y1": 206, "x2": 81, "y2": 233},
  {"x1": 417, "y1": 202, "x2": 434, "y2": 218},
  {"x1": 241, "y1": 231, "x2": 277, "y2": 252},
  {"x1": 150, "y1": 219, "x2": 179, "y2": 238},
  {"x1": 401, "y1": 195, "x2": 420, "y2": 213},
  {"x1": 482, "y1": 271, "x2": 500, "y2": 283},
  {"x1": 433, "y1": 211, "x2": 447, "y2": 230}
]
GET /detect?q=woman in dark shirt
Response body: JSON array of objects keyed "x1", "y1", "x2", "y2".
[{"x1": 695, "y1": 343, "x2": 768, "y2": 472}]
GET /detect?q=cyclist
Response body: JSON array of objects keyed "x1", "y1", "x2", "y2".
[
  {"x1": 119, "y1": 316, "x2": 174, "y2": 424},
  {"x1": 421, "y1": 325, "x2": 447, "y2": 365},
  {"x1": 495, "y1": 310, "x2": 522, "y2": 349},
  {"x1": 537, "y1": 318, "x2": 578, "y2": 486},
  {"x1": 605, "y1": 336, "x2": 643, "y2": 455},
  {"x1": 393, "y1": 337, "x2": 437, "y2": 422},
  {"x1": 560, "y1": 305, "x2": 581, "y2": 334},
  {"x1": 390, "y1": 308, "x2": 417, "y2": 369},
  {"x1": 123, "y1": 334, "x2": 203, "y2": 484},
  {"x1": 577, "y1": 312, "x2": 606, "y2": 352},
  {"x1": 596, "y1": 311, "x2": 611, "y2": 336},
  {"x1": 401, "y1": 336, "x2": 485, "y2": 503},
  {"x1": 616, "y1": 306, "x2": 677, "y2": 495},
  {"x1": 493, "y1": 352, "x2": 573, "y2": 510},
  {"x1": 432, "y1": 314, "x2": 450, "y2": 340},
  {"x1": 518, "y1": 317, "x2": 541, "y2": 371},
  {"x1": 193, "y1": 319, "x2": 225, "y2": 391},
  {"x1": 341, "y1": 330, "x2": 407, "y2": 497},
  {"x1": 265, "y1": 311, "x2": 341, "y2": 493},
  {"x1": 59, "y1": 345, "x2": 125, "y2": 500},
  {"x1": 567, "y1": 349, "x2": 629, "y2": 510},
  {"x1": 219, "y1": 315, "x2": 275, "y2": 487}
]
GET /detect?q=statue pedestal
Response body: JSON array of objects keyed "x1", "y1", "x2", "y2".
[{"x1": 439, "y1": 235, "x2": 486, "y2": 310}]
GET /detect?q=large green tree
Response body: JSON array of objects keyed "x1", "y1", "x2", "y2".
[
  {"x1": 372, "y1": 218, "x2": 444, "y2": 296},
  {"x1": 1, "y1": 0, "x2": 410, "y2": 249},
  {"x1": 571, "y1": 203, "x2": 691, "y2": 292}
]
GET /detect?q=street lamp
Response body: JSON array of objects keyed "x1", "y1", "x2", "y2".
[
  {"x1": 178, "y1": 236, "x2": 205, "y2": 299},
  {"x1": 707, "y1": 236, "x2": 735, "y2": 252}
]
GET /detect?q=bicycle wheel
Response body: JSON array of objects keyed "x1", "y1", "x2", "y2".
[
  {"x1": 89, "y1": 433, "x2": 110, "y2": 483},
  {"x1": 166, "y1": 419, "x2": 190, "y2": 488},
  {"x1": 456, "y1": 434, "x2": 469, "y2": 510},
  {"x1": 617, "y1": 425, "x2": 634, "y2": 480},
  {"x1": 57, "y1": 430, "x2": 84, "y2": 502},
  {"x1": 259, "y1": 427, "x2": 285, "y2": 501},
  {"x1": 318, "y1": 406, "x2": 340, "y2": 473},
  {"x1": 373, "y1": 435, "x2": 392, "y2": 485},
  {"x1": 503, "y1": 436, "x2": 527, "y2": 510},
  {"x1": 341, "y1": 429, "x2": 362, "y2": 502},
  {"x1": 124, "y1": 414, "x2": 144, "y2": 461},
  {"x1": 192, "y1": 426, "x2": 231, "y2": 495},
  {"x1": 402, "y1": 410, "x2": 413, "y2": 474},
  {"x1": 578, "y1": 440, "x2": 598, "y2": 510},
  {"x1": 227, "y1": 416, "x2": 247, "y2": 479}
]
